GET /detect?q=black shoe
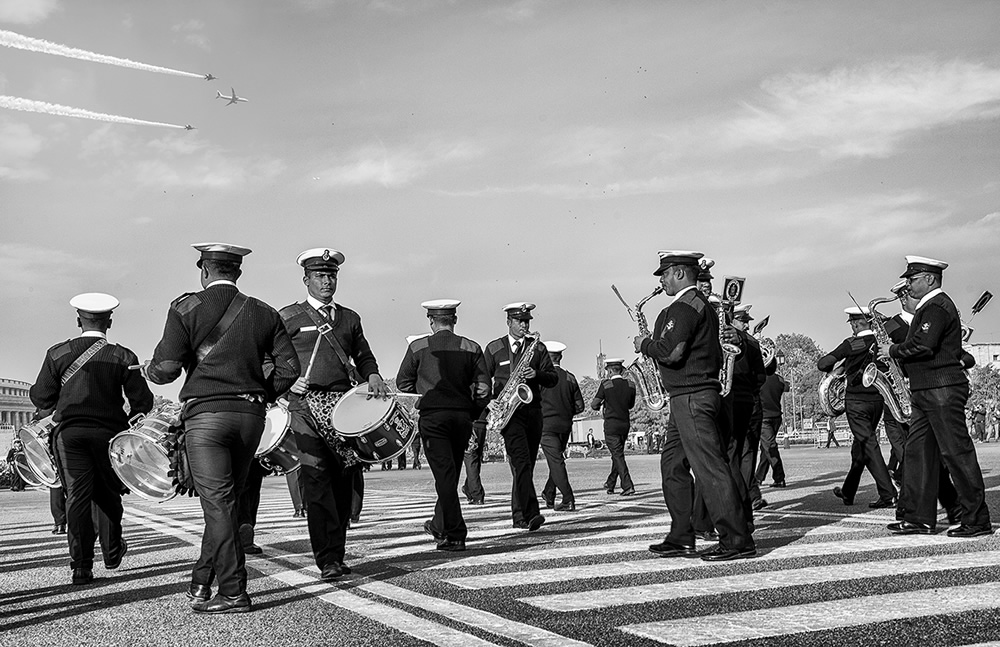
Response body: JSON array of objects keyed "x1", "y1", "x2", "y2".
[
  {"x1": 293, "y1": 509, "x2": 303, "y2": 518},
  {"x1": 52, "y1": 524, "x2": 60, "y2": 535},
  {"x1": 513, "y1": 520, "x2": 529, "y2": 529},
  {"x1": 769, "y1": 481, "x2": 786, "y2": 488},
  {"x1": 554, "y1": 500, "x2": 576, "y2": 512},
  {"x1": 437, "y1": 539, "x2": 467, "y2": 552},
  {"x1": 946, "y1": 507, "x2": 963, "y2": 525},
  {"x1": 700, "y1": 545, "x2": 757, "y2": 561},
  {"x1": 620, "y1": 488, "x2": 637, "y2": 497},
  {"x1": 105, "y1": 538, "x2": 128, "y2": 570},
  {"x1": 238, "y1": 523, "x2": 258, "y2": 553},
  {"x1": 338, "y1": 562, "x2": 352, "y2": 575},
  {"x1": 543, "y1": 496, "x2": 555, "y2": 509},
  {"x1": 887, "y1": 521, "x2": 935, "y2": 535},
  {"x1": 752, "y1": 498, "x2": 768, "y2": 511},
  {"x1": 648, "y1": 539, "x2": 698, "y2": 558},
  {"x1": 424, "y1": 519, "x2": 444, "y2": 540},
  {"x1": 694, "y1": 530, "x2": 719, "y2": 542},
  {"x1": 320, "y1": 563, "x2": 343, "y2": 581},
  {"x1": 468, "y1": 498, "x2": 484, "y2": 505},
  {"x1": 869, "y1": 498, "x2": 896, "y2": 509},
  {"x1": 833, "y1": 487, "x2": 854, "y2": 506},
  {"x1": 527, "y1": 514, "x2": 545, "y2": 531},
  {"x1": 605, "y1": 485, "x2": 615, "y2": 494},
  {"x1": 187, "y1": 583, "x2": 211, "y2": 602},
  {"x1": 244, "y1": 543, "x2": 263, "y2": 555},
  {"x1": 72, "y1": 568, "x2": 93, "y2": 585},
  {"x1": 192, "y1": 592, "x2": 252, "y2": 614},
  {"x1": 58, "y1": 524, "x2": 66, "y2": 534},
  {"x1": 947, "y1": 525, "x2": 993, "y2": 538}
]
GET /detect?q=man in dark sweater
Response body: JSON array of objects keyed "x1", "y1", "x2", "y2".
[
  {"x1": 882, "y1": 255, "x2": 991, "y2": 537},
  {"x1": 755, "y1": 358, "x2": 788, "y2": 489},
  {"x1": 725, "y1": 305, "x2": 768, "y2": 513},
  {"x1": 30, "y1": 292, "x2": 153, "y2": 586},
  {"x1": 396, "y1": 300, "x2": 490, "y2": 551},
  {"x1": 635, "y1": 250, "x2": 754, "y2": 562},
  {"x1": 817, "y1": 307, "x2": 897, "y2": 509},
  {"x1": 540, "y1": 341, "x2": 585, "y2": 511},
  {"x1": 278, "y1": 248, "x2": 388, "y2": 581},
  {"x1": 592, "y1": 359, "x2": 637, "y2": 496},
  {"x1": 145, "y1": 243, "x2": 299, "y2": 613}
]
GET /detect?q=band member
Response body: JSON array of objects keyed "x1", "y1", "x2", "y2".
[
  {"x1": 278, "y1": 248, "x2": 388, "y2": 581},
  {"x1": 396, "y1": 300, "x2": 490, "y2": 551},
  {"x1": 145, "y1": 244, "x2": 299, "y2": 613},
  {"x1": 755, "y1": 356, "x2": 788, "y2": 489},
  {"x1": 30, "y1": 293, "x2": 154, "y2": 585},
  {"x1": 817, "y1": 306, "x2": 896, "y2": 509},
  {"x1": 592, "y1": 358, "x2": 637, "y2": 497},
  {"x1": 482, "y1": 303, "x2": 558, "y2": 530},
  {"x1": 635, "y1": 251, "x2": 755, "y2": 561},
  {"x1": 882, "y1": 256, "x2": 991, "y2": 536},
  {"x1": 725, "y1": 305, "x2": 768, "y2": 512},
  {"x1": 540, "y1": 341, "x2": 585, "y2": 511}
]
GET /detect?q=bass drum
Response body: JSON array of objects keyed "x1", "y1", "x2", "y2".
[
  {"x1": 17, "y1": 416, "x2": 60, "y2": 488},
  {"x1": 108, "y1": 408, "x2": 181, "y2": 502},
  {"x1": 331, "y1": 385, "x2": 416, "y2": 463},
  {"x1": 257, "y1": 402, "x2": 300, "y2": 474}
]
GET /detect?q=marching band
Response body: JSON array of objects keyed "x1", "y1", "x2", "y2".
[{"x1": 16, "y1": 244, "x2": 994, "y2": 613}]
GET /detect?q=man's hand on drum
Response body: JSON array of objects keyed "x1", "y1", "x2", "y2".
[
  {"x1": 368, "y1": 374, "x2": 390, "y2": 399},
  {"x1": 289, "y1": 377, "x2": 309, "y2": 396}
]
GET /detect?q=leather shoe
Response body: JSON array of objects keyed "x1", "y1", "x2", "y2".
[
  {"x1": 192, "y1": 592, "x2": 252, "y2": 614},
  {"x1": 436, "y1": 539, "x2": 467, "y2": 552},
  {"x1": 869, "y1": 498, "x2": 896, "y2": 509},
  {"x1": 946, "y1": 506, "x2": 964, "y2": 525},
  {"x1": 947, "y1": 525, "x2": 993, "y2": 538},
  {"x1": 468, "y1": 498, "x2": 484, "y2": 505},
  {"x1": 620, "y1": 488, "x2": 636, "y2": 497},
  {"x1": 648, "y1": 539, "x2": 697, "y2": 558},
  {"x1": 605, "y1": 486, "x2": 614, "y2": 494},
  {"x1": 694, "y1": 530, "x2": 718, "y2": 542},
  {"x1": 543, "y1": 496, "x2": 555, "y2": 509},
  {"x1": 105, "y1": 538, "x2": 128, "y2": 570},
  {"x1": 554, "y1": 500, "x2": 576, "y2": 512},
  {"x1": 72, "y1": 568, "x2": 93, "y2": 585},
  {"x1": 244, "y1": 543, "x2": 263, "y2": 555},
  {"x1": 320, "y1": 563, "x2": 343, "y2": 581},
  {"x1": 52, "y1": 523, "x2": 60, "y2": 535},
  {"x1": 239, "y1": 523, "x2": 261, "y2": 555},
  {"x1": 833, "y1": 487, "x2": 854, "y2": 506},
  {"x1": 338, "y1": 562, "x2": 352, "y2": 575},
  {"x1": 58, "y1": 523, "x2": 66, "y2": 534},
  {"x1": 527, "y1": 514, "x2": 545, "y2": 531},
  {"x1": 700, "y1": 545, "x2": 757, "y2": 561},
  {"x1": 423, "y1": 520, "x2": 443, "y2": 540},
  {"x1": 887, "y1": 521, "x2": 935, "y2": 535},
  {"x1": 752, "y1": 498, "x2": 768, "y2": 511},
  {"x1": 187, "y1": 583, "x2": 211, "y2": 602},
  {"x1": 769, "y1": 481, "x2": 786, "y2": 488}
]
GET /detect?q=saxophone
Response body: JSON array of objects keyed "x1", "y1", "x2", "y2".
[
  {"x1": 862, "y1": 297, "x2": 911, "y2": 423},
  {"x1": 485, "y1": 333, "x2": 541, "y2": 433},
  {"x1": 714, "y1": 297, "x2": 742, "y2": 397},
  {"x1": 612, "y1": 285, "x2": 667, "y2": 411}
]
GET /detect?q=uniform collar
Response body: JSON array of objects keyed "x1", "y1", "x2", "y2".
[
  {"x1": 915, "y1": 288, "x2": 943, "y2": 311},
  {"x1": 508, "y1": 334, "x2": 528, "y2": 349},
  {"x1": 206, "y1": 279, "x2": 237, "y2": 288},
  {"x1": 80, "y1": 331, "x2": 107, "y2": 339},
  {"x1": 610, "y1": 374, "x2": 626, "y2": 380},
  {"x1": 854, "y1": 329, "x2": 875, "y2": 338},
  {"x1": 306, "y1": 295, "x2": 337, "y2": 312},
  {"x1": 899, "y1": 311, "x2": 914, "y2": 324},
  {"x1": 672, "y1": 285, "x2": 698, "y2": 300}
]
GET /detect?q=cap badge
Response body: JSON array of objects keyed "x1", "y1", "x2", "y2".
[{"x1": 322, "y1": 250, "x2": 331, "y2": 261}]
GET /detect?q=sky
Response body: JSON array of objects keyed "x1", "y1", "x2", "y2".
[{"x1": 1, "y1": 0, "x2": 999, "y2": 401}]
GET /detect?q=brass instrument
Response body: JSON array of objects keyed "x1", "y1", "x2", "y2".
[
  {"x1": 611, "y1": 284, "x2": 666, "y2": 411},
  {"x1": 752, "y1": 315, "x2": 776, "y2": 366},
  {"x1": 861, "y1": 297, "x2": 911, "y2": 423},
  {"x1": 818, "y1": 359, "x2": 846, "y2": 417},
  {"x1": 485, "y1": 333, "x2": 541, "y2": 433},
  {"x1": 714, "y1": 297, "x2": 742, "y2": 397}
]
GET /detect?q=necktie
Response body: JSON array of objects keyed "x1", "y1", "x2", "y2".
[
  {"x1": 512, "y1": 340, "x2": 521, "y2": 356},
  {"x1": 320, "y1": 305, "x2": 332, "y2": 319}
]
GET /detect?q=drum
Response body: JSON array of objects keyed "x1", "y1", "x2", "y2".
[
  {"x1": 108, "y1": 408, "x2": 181, "y2": 502},
  {"x1": 13, "y1": 450, "x2": 45, "y2": 488},
  {"x1": 17, "y1": 416, "x2": 60, "y2": 488},
  {"x1": 257, "y1": 402, "x2": 300, "y2": 474},
  {"x1": 330, "y1": 385, "x2": 416, "y2": 463}
]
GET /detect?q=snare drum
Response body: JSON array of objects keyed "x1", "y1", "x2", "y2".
[
  {"x1": 330, "y1": 385, "x2": 416, "y2": 463},
  {"x1": 257, "y1": 402, "x2": 300, "y2": 474},
  {"x1": 17, "y1": 416, "x2": 60, "y2": 488},
  {"x1": 109, "y1": 408, "x2": 181, "y2": 502},
  {"x1": 13, "y1": 450, "x2": 44, "y2": 488}
]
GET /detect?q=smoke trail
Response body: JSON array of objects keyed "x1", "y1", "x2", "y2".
[
  {"x1": 0, "y1": 95, "x2": 186, "y2": 129},
  {"x1": 0, "y1": 29, "x2": 204, "y2": 79}
]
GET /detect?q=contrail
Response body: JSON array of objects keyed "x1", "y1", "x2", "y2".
[
  {"x1": 0, "y1": 95, "x2": 186, "y2": 129},
  {"x1": 0, "y1": 28, "x2": 204, "y2": 79}
]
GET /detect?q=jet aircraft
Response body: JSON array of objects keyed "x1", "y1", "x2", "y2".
[
  {"x1": 203, "y1": 74, "x2": 217, "y2": 81},
  {"x1": 216, "y1": 88, "x2": 248, "y2": 106},
  {"x1": 184, "y1": 124, "x2": 196, "y2": 130}
]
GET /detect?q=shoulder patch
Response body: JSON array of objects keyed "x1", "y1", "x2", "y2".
[
  {"x1": 50, "y1": 340, "x2": 74, "y2": 360},
  {"x1": 677, "y1": 290, "x2": 708, "y2": 314},
  {"x1": 171, "y1": 293, "x2": 201, "y2": 315},
  {"x1": 848, "y1": 338, "x2": 867, "y2": 352},
  {"x1": 920, "y1": 321, "x2": 931, "y2": 333},
  {"x1": 459, "y1": 337, "x2": 481, "y2": 354},
  {"x1": 279, "y1": 302, "x2": 306, "y2": 323},
  {"x1": 411, "y1": 336, "x2": 431, "y2": 352},
  {"x1": 486, "y1": 338, "x2": 506, "y2": 355}
]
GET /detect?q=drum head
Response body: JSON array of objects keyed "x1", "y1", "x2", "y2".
[
  {"x1": 109, "y1": 432, "x2": 175, "y2": 502},
  {"x1": 259, "y1": 406, "x2": 290, "y2": 454},
  {"x1": 13, "y1": 452, "x2": 43, "y2": 488},
  {"x1": 331, "y1": 385, "x2": 392, "y2": 436},
  {"x1": 17, "y1": 427, "x2": 59, "y2": 487}
]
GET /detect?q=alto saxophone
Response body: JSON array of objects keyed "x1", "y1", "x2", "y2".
[
  {"x1": 714, "y1": 297, "x2": 742, "y2": 397},
  {"x1": 862, "y1": 297, "x2": 911, "y2": 423},
  {"x1": 611, "y1": 284, "x2": 667, "y2": 411},
  {"x1": 485, "y1": 333, "x2": 541, "y2": 433}
]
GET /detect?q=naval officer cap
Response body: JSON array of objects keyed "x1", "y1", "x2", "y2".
[
  {"x1": 900, "y1": 255, "x2": 948, "y2": 278},
  {"x1": 844, "y1": 306, "x2": 871, "y2": 320},
  {"x1": 297, "y1": 248, "x2": 345, "y2": 272},
  {"x1": 191, "y1": 242, "x2": 252, "y2": 268},
  {"x1": 544, "y1": 341, "x2": 567, "y2": 354},
  {"x1": 70, "y1": 292, "x2": 119, "y2": 318},
  {"x1": 604, "y1": 358, "x2": 626, "y2": 368},
  {"x1": 422, "y1": 299, "x2": 461, "y2": 316},
  {"x1": 503, "y1": 302, "x2": 535, "y2": 321},
  {"x1": 654, "y1": 250, "x2": 704, "y2": 276},
  {"x1": 697, "y1": 257, "x2": 716, "y2": 282},
  {"x1": 734, "y1": 304, "x2": 754, "y2": 321}
]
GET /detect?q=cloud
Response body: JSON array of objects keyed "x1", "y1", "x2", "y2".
[
  {"x1": 0, "y1": 243, "x2": 115, "y2": 287},
  {"x1": 0, "y1": 118, "x2": 47, "y2": 180},
  {"x1": 312, "y1": 139, "x2": 484, "y2": 188},
  {"x1": 172, "y1": 19, "x2": 209, "y2": 51},
  {"x1": 0, "y1": 0, "x2": 59, "y2": 24}
]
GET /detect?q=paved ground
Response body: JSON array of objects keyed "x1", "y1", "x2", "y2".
[{"x1": 5, "y1": 445, "x2": 1000, "y2": 647}]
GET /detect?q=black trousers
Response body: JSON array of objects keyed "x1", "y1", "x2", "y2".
[
  {"x1": 902, "y1": 384, "x2": 989, "y2": 528},
  {"x1": 51, "y1": 485, "x2": 66, "y2": 524},
  {"x1": 505, "y1": 407, "x2": 543, "y2": 524},
  {"x1": 841, "y1": 399, "x2": 896, "y2": 502},
  {"x1": 755, "y1": 416, "x2": 785, "y2": 485},
  {"x1": 53, "y1": 425, "x2": 125, "y2": 571},
  {"x1": 661, "y1": 390, "x2": 752, "y2": 550},
  {"x1": 541, "y1": 429, "x2": 574, "y2": 503},
  {"x1": 290, "y1": 405, "x2": 355, "y2": 569},
  {"x1": 883, "y1": 412, "x2": 907, "y2": 474},
  {"x1": 421, "y1": 409, "x2": 472, "y2": 541},
  {"x1": 604, "y1": 427, "x2": 634, "y2": 492},
  {"x1": 237, "y1": 460, "x2": 268, "y2": 528},
  {"x1": 184, "y1": 411, "x2": 263, "y2": 597},
  {"x1": 462, "y1": 425, "x2": 487, "y2": 503},
  {"x1": 721, "y1": 396, "x2": 760, "y2": 520},
  {"x1": 351, "y1": 470, "x2": 364, "y2": 520}
]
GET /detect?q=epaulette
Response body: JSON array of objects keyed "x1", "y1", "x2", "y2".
[
  {"x1": 171, "y1": 293, "x2": 201, "y2": 315},
  {"x1": 486, "y1": 338, "x2": 506, "y2": 355},
  {"x1": 410, "y1": 336, "x2": 431, "y2": 352},
  {"x1": 458, "y1": 337, "x2": 481, "y2": 354},
  {"x1": 678, "y1": 290, "x2": 708, "y2": 314},
  {"x1": 849, "y1": 337, "x2": 868, "y2": 352},
  {"x1": 279, "y1": 302, "x2": 306, "y2": 323},
  {"x1": 50, "y1": 340, "x2": 75, "y2": 360}
]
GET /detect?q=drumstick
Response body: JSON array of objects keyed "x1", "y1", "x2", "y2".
[
  {"x1": 302, "y1": 334, "x2": 324, "y2": 384},
  {"x1": 358, "y1": 391, "x2": 420, "y2": 399}
]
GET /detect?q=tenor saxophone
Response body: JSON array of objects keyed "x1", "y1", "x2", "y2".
[
  {"x1": 714, "y1": 297, "x2": 742, "y2": 397},
  {"x1": 862, "y1": 297, "x2": 911, "y2": 423},
  {"x1": 612, "y1": 284, "x2": 667, "y2": 411}
]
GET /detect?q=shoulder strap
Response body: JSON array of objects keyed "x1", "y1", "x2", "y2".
[
  {"x1": 195, "y1": 292, "x2": 249, "y2": 363},
  {"x1": 61, "y1": 339, "x2": 108, "y2": 386},
  {"x1": 301, "y1": 304, "x2": 353, "y2": 370}
]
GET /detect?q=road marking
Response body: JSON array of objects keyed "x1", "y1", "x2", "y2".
[
  {"x1": 520, "y1": 550, "x2": 1000, "y2": 611},
  {"x1": 620, "y1": 581, "x2": 1000, "y2": 646}
]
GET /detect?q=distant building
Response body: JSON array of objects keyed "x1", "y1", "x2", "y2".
[
  {"x1": 969, "y1": 343, "x2": 1000, "y2": 370},
  {"x1": 0, "y1": 378, "x2": 34, "y2": 430}
]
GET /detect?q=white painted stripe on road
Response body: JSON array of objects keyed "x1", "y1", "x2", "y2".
[
  {"x1": 620, "y1": 581, "x2": 1000, "y2": 646},
  {"x1": 443, "y1": 534, "x2": 967, "y2": 589},
  {"x1": 520, "y1": 550, "x2": 1000, "y2": 611},
  {"x1": 360, "y1": 580, "x2": 593, "y2": 647}
]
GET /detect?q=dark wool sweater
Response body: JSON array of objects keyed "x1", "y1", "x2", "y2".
[
  {"x1": 593, "y1": 376, "x2": 636, "y2": 424},
  {"x1": 641, "y1": 287, "x2": 722, "y2": 396},
  {"x1": 395, "y1": 329, "x2": 490, "y2": 415},
  {"x1": 541, "y1": 366, "x2": 585, "y2": 434},
  {"x1": 889, "y1": 291, "x2": 969, "y2": 391}
]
